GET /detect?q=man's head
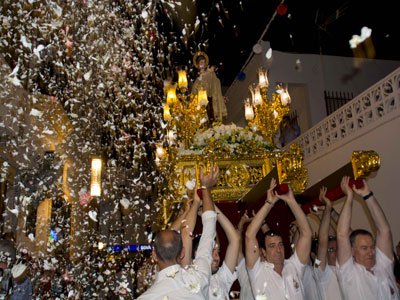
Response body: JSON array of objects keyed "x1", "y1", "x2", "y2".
[
  {"x1": 327, "y1": 236, "x2": 337, "y2": 266},
  {"x1": 192, "y1": 235, "x2": 220, "y2": 274},
  {"x1": 153, "y1": 230, "x2": 183, "y2": 267},
  {"x1": 350, "y1": 229, "x2": 376, "y2": 270},
  {"x1": 262, "y1": 230, "x2": 285, "y2": 267},
  {"x1": 211, "y1": 243, "x2": 220, "y2": 274}
]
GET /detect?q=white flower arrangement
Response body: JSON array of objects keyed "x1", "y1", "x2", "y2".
[{"x1": 178, "y1": 123, "x2": 274, "y2": 155}]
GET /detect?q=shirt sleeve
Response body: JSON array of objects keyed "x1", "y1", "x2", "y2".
[
  {"x1": 337, "y1": 256, "x2": 355, "y2": 283},
  {"x1": 194, "y1": 210, "x2": 217, "y2": 280},
  {"x1": 314, "y1": 264, "x2": 331, "y2": 286},
  {"x1": 376, "y1": 247, "x2": 394, "y2": 269},
  {"x1": 236, "y1": 258, "x2": 248, "y2": 286},
  {"x1": 289, "y1": 250, "x2": 306, "y2": 277},
  {"x1": 219, "y1": 261, "x2": 237, "y2": 294},
  {"x1": 247, "y1": 257, "x2": 261, "y2": 283}
]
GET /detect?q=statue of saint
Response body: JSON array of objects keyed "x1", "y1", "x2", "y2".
[{"x1": 191, "y1": 51, "x2": 227, "y2": 125}]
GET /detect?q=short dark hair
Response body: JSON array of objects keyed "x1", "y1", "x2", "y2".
[
  {"x1": 154, "y1": 230, "x2": 182, "y2": 263},
  {"x1": 262, "y1": 230, "x2": 282, "y2": 250},
  {"x1": 349, "y1": 229, "x2": 374, "y2": 247},
  {"x1": 311, "y1": 237, "x2": 319, "y2": 255}
]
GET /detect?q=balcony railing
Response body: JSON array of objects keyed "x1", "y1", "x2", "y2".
[{"x1": 285, "y1": 67, "x2": 400, "y2": 163}]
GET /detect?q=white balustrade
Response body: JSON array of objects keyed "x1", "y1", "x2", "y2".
[{"x1": 285, "y1": 67, "x2": 400, "y2": 164}]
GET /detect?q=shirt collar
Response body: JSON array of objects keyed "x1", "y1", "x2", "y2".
[{"x1": 157, "y1": 264, "x2": 181, "y2": 280}]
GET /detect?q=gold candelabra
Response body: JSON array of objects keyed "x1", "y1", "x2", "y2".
[
  {"x1": 163, "y1": 70, "x2": 208, "y2": 149},
  {"x1": 244, "y1": 68, "x2": 291, "y2": 145}
]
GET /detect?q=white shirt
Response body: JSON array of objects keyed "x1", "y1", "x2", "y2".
[
  {"x1": 138, "y1": 211, "x2": 217, "y2": 300},
  {"x1": 208, "y1": 261, "x2": 237, "y2": 300},
  {"x1": 337, "y1": 248, "x2": 399, "y2": 300},
  {"x1": 303, "y1": 264, "x2": 321, "y2": 300},
  {"x1": 237, "y1": 258, "x2": 255, "y2": 300},
  {"x1": 314, "y1": 264, "x2": 343, "y2": 300},
  {"x1": 248, "y1": 251, "x2": 306, "y2": 300}
]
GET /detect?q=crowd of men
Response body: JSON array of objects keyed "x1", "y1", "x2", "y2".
[{"x1": 139, "y1": 164, "x2": 399, "y2": 300}]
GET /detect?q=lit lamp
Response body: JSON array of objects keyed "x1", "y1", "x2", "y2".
[
  {"x1": 90, "y1": 157, "x2": 102, "y2": 197},
  {"x1": 162, "y1": 67, "x2": 208, "y2": 149},
  {"x1": 163, "y1": 104, "x2": 172, "y2": 121},
  {"x1": 281, "y1": 88, "x2": 291, "y2": 106},
  {"x1": 197, "y1": 87, "x2": 208, "y2": 106},
  {"x1": 249, "y1": 85, "x2": 263, "y2": 106},
  {"x1": 98, "y1": 241, "x2": 105, "y2": 250},
  {"x1": 258, "y1": 68, "x2": 269, "y2": 89},
  {"x1": 178, "y1": 70, "x2": 188, "y2": 90},
  {"x1": 244, "y1": 69, "x2": 291, "y2": 145},
  {"x1": 244, "y1": 99, "x2": 254, "y2": 120},
  {"x1": 166, "y1": 85, "x2": 177, "y2": 105}
]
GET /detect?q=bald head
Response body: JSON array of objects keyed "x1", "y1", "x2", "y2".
[{"x1": 154, "y1": 230, "x2": 182, "y2": 263}]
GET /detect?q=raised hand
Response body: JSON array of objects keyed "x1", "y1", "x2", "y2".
[
  {"x1": 319, "y1": 186, "x2": 332, "y2": 207},
  {"x1": 352, "y1": 179, "x2": 371, "y2": 197},
  {"x1": 267, "y1": 178, "x2": 279, "y2": 204},
  {"x1": 275, "y1": 184, "x2": 295, "y2": 203},
  {"x1": 340, "y1": 176, "x2": 353, "y2": 197},
  {"x1": 238, "y1": 210, "x2": 254, "y2": 231},
  {"x1": 199, "y1": 163, "x2": 220, "y2": 188}
]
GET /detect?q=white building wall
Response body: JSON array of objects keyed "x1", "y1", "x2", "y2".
[
  {"x1": 291, "y1": 67, "x2": 400, "y2": 242},
  {"x1": 225, "y1": 41, "x2": 400, "y2": 128}
]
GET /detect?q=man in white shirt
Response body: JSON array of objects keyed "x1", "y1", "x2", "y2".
[
  {"x1": 245, "y1": 178, "x2": 312, "y2": 300},
  {"x1": 236, "y1": 211, "x2": 269, "y2": 300},
  {"x1": 138, "y1": 165, "x2": 219, "y2": 300},
  {"x1": 314, "y1": 186, "x2": 343, "y2": 300},
  {"x1": 188, "y1": 198, "x2": 240, "y2": 299},
  {"x1": 207, "y1": 205, "x2": 239, "y2": 300},
  {"x1": 337, "y1": 176, "x2": 399, "y2": 300}
]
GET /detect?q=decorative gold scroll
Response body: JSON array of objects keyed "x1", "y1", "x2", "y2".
[{"x1": 351, "y1": 150, "x2": 380, "y2": 179}]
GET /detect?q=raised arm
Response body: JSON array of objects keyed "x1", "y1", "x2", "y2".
[
  {"x1": 337, "y1": 176, "x2": 353, "y2": 266},
  {"x1": 276, "y1": 185, "x2": 312, "y2": 265},
  {"x1": 201, "y1": 163, "x2": 219, "y2": 212},
  {"x1": 190, "y1": 163, "x2": 219, "y2": 283},
  {"x1": 180, "y1": 192, "x2": 201, "y2": 267},
  {"x1": 215, "y1": 205, "x2": 240, "y2": 273},
  {"x1": 316, "y1": 186, "x2": 332, "y2": 271},
  {"x1": 245, "y1": 178, "x2": 278, "y2": 269},
  {"x1": 353, "y1": 180, "x2": 393, "y2": 259},
  {"x1": 170, "y1": 197, "x2": 191, "y2": 232},
  {"x1": 237, "y1": 211, "x2": 253, "y2": 264}
]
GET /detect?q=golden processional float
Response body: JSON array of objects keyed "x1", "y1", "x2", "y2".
[{"x1": 155, "y1": 52, "x2": 308, "y2": 229}]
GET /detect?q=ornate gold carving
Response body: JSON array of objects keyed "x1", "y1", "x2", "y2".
[
  {"x1": 168, "y1": 95, "x2": 208, "y2": 148},
  {"x1": 226, "y1": 164, "x2": 250, "y2": 188},
  {"x1": 158, "y1": 144, "x2": 308, "y2": 228},
  {"x1": 276, "y1": 143, "x2": 308, "y2": 194},
  {"x1": 351, "y1": 150, "x2": 380, "y2": 179}
]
